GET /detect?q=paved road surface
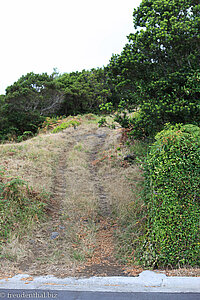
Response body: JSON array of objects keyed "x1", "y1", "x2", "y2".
[{"x1": 0, "y1": 290, "x2": 199, "y2": 300}]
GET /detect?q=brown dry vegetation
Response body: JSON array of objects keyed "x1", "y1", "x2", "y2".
[
  {"x1": 0, "y1": 115, "x2": 199, "y2": 278},
  {"x1": 0, "y1": 133, "x2": 67, "y2": 194}
]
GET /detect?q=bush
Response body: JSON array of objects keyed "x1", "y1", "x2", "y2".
[
  {"x1": 139, "y1": 124, "x2": 200, "y2": 268},
  {"x1": 17, "y1": 131, "x2": 35, "y2": 143},
  {"x1": 98, "y1": 117, "x2": 107, "y2": 127},
  {"x1": 129, "y1": 109, "x2": 161, "y2": 138},
  {"x1": 51, "y1": 120, "x2": 80, "y2": 133}
]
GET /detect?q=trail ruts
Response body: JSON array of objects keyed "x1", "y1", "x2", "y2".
[
  {"x1": 75, "y1": 128, "x2": 127, "y2": 277},
  {"x1": 88, "y1": 131, "x2": 111, "y2": 217},
  {"x1": 49, "y1": 147, "x2": 68, "y2": 216}
]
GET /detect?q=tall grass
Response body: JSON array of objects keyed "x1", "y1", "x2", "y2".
[{"x1": 0, "y1": 169, "x2": 48, "y2": 244}]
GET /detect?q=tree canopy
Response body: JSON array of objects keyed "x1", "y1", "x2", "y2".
[
  {"x1": 108, "y1": 0, "x2": 200, "y2": 136},
  {"x1": 0, "y1": 68, "x2": 112, "y2": 140},
  {"x1": 0, "y1": 0, "x2": 199, "y2": 140},
  {"x1": 57, "y1": 68, "x2": 112, "y2": 115}
]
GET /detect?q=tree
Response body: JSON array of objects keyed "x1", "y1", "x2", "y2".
[
  {"x1": 0, "y1": 68, "x2": 113, "y2": 140},
  {"x1": 3, "y1": 72, "x2": 64, "y2": 137},
  {"x1": 6, "y1": 72, "x2": 64, "y2": 116},
  {"x1": 0, "y1": 95, "x2": 9, "y2": 140},
  {"x1": 108, "y1": 0, "x2": 200, "y2": 136},
  {"x1": 57, "y1": 68, "x2": 112, "y2": 115}
]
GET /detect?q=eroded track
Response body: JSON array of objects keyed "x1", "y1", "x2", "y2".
[{"x1": 0, "y1": 123, "x2": 142, "y2": 278}]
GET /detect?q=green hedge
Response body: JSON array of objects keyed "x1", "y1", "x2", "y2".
[{"x1": 140, "y1": 124, "x2": 200, "y2": 268}]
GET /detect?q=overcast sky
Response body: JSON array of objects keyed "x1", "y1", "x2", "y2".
[{"x1": 0, "y1": 0, "x2": 141, "y2": 94}]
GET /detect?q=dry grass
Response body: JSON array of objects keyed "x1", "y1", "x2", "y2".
[
  {"x1": 0, "y1": 234, "x2": 31, "y2": 262},
  {"x1": 95, "y1": 129, "x2": 144, "y2": 218},
  {"x1": 1, "y1": 116, "x2": 198, "y2": 277},
  {"x1": 0, "y1": 132, "x2": 69, "y2": 194},
  {"x1": 64, "y1": 146, "x2": 98, "y2": 219},
  {"x1": 0, "y1": 122, "x2": 102, "y2": 276}
]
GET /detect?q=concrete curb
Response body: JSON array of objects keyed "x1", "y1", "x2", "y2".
[{"x1": 0, "y1": 271, "x2": 199, "y2": 293}]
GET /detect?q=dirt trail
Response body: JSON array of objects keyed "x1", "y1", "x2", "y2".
[
  {"x1": 46, "y1": 125, "x2": 130, "y2": 277},
  {"x1": 86, "y1": 130, "x2": 111, "y2": 216},
  {"x1": 72, "y1": 127, "x2": 127, "y2": 276},
  {"x1": 0, "y1": 121, "x2": 199, "y2": 278},
  {"x1": 49, "y1": 148, "x2": 68, "y2": 215},
  {"x1": 0, "y1": 124, "x2": 143, "y2": 278}
]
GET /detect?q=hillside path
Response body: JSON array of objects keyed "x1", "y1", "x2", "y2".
[{"x1": 0, "y1": 123, "x2": 143, "y2": 278}]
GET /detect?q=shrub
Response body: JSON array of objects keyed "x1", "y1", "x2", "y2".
[
  {"x1": 51, "y1": 120, "x2": 80, "y2": 133},
  {"x1": 98, "y1": 117, "x2": 107, "y2": 127},
  {"x1": 17, "y1": 131, "x2": 35, "y2": 143},
  {"x1": 139, "y1": 124, "x2": 200, "y2": 268}
]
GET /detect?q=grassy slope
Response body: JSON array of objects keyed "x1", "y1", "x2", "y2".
[
  {"x1": 0, "y1": 114, "x2": 143, "y2": 276},
  {"x1": 0, "y1": 114, "x2": 199, "y2": 277}
]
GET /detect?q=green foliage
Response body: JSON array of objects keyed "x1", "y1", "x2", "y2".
[
  {"x1": 40, "y1": 116, "x2": 67, "y2": 132},
  {"x1": 51, "y1": 120, "x2": 80, "y2": 133},
  {"x1": 0, "y1": 72, "x2": 61, "y2": 140},
  {"x1": 0, "y1": 68, "x2": 113, "y2": 141},
  {"x1": 139, "y1": 124, "x2": 200, "y2": 267},
  {"x1": 99, "y1": 100, "x2": 131, "y2": 128},
  {"x1": 98, "y1": 102, "x2": 114, "y2": 127},
  {"x1": 0, "y1": 171, "x2": 47, "y2": 242},
  {"x1": 114, "y1": 112, "x2": 130, "y2": 129},
  {"x1": 5, "y1": 72, "x2": 64, "y2": 117},
  {"x1": 1, "y1": 1, "x2": 200, "y2": 141},
  {"x1": 98, "y1": 117, "x2": 107, "y2": 127},
  {"x1": 108, "y1": 0, "x2": 200, "y2": 136},
  {"x1": 128, "y1": 139, "x2": 150, "y2": 161},
  {"x1": 57, "y1": 68, "x2": 112, "y2": 115},
  {"x1": 111, "y1": 100, "x2": 131, "y2": 128},
  {"x1": 0, "y1": 95, "x2": 10, "y2": 141},
  {"x1": 99, "y1": 102, "x2": 114, "y2": 114},
  {"x1": 41, "y1": 117, "x2": 58, "y2": 130},
  {"x1": 16, "y1": 131, "x2": 35, "y2": 143}
]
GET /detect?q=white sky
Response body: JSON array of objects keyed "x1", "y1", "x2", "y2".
[{"x1": 0, "y1": 0, "x2": 141, "y2": 94}]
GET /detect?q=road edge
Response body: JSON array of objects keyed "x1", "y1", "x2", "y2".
[{"x1": 0, "y1": 271, "x2": 199, "y2": 293}]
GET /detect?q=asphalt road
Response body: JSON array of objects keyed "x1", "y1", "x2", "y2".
[{"x1": 0, "y1": 290, "x2": 199, "y2": 300}]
